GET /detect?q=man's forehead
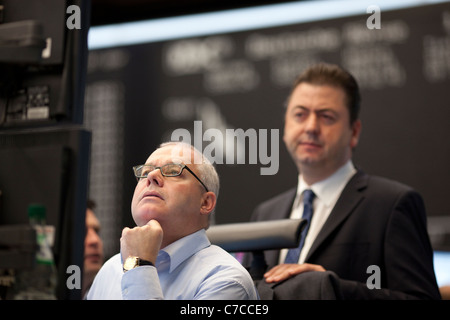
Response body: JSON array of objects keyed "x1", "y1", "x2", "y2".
[
  {"x1": 145, "y1": 145, "x2": 194, "y2": 165},
  {"x1": 288, "y1": 83, "x2": 347, "y2": 111},
  {"x1": 292, "y1": 83, "x2": 345, "y2": 99},
  {"x1": 86, "y1": 209, "x2": 100, "y2": 227}
]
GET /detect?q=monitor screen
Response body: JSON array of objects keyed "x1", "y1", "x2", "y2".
[
  {"x1": 434, "y1": 251, "x2": 450, "y2": 288},
  {"x1": 0, "y1": 126, "x2": 91, "y2": 299},
  {"x1": 0, "y1": 0, "x2": 89, "y2": 128}
]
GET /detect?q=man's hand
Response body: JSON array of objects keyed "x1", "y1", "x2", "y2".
[
  {"x1": 120, "y1": 219, "x2": 163, "y2": 264},
  {"x1": 264, "y1": 263, "x2": 326, "y2": 283}
]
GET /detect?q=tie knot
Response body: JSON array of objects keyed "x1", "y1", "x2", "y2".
[{"x1": 303, "y1": 189, "x2": 315, "y2": 205}]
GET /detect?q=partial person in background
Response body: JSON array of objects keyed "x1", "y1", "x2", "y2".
[
  {"x1": 440, "y1": 285, "x2": 450, "y2": 300},
  {"x1": 83, "y1": 199, "x2": 104, "y2": 298}
]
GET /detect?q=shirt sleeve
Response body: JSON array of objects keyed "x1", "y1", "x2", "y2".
[
  {"x1": 194, "y1": 279, "x2": 258, "y2": 300},
  {"x1": 192, "y1": 269, "x2": 259, "y2": 300},
  {"x1": 121, "y1": 265, "x2": 164, "y2": 300}
]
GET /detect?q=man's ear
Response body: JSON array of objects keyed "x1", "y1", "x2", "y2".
[
  {"x1": 350, "y1": 119, "x2": 362, "y2": 149},
  {"x1": 200, "y1": 192, "x2": 217, "y2": 216}
]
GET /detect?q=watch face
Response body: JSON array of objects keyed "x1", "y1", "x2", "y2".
[{"x1": 124, "y1": 256, "x2": 138, "y2": 271}]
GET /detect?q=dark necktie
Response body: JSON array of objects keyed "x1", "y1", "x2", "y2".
[{"x1": 284, "y1": 189, "x2": 315, "y2": 264}]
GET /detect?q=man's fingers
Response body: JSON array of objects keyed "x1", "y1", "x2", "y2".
[
  {"x1": 120, "y1": 220, "x2": 163, "y2": 263},
  {"x1": 264, "y1": 263, "x2": 325, "y2": 283}
]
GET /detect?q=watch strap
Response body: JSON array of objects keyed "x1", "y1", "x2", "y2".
[
  {"x1": 123, "y1": 256, "x2": 154, "y2": 272},
  {"x1": 137, "y1": 258, "x2": 154, "y2": 267}
]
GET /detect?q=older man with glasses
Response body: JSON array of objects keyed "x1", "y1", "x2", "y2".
[{"x1": 87, "y1": 141, "x2": 258, "y2": 300}]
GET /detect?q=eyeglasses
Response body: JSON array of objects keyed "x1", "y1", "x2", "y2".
[{"x1": 132, "y1": 163, "x2": 209, "y2": 192}]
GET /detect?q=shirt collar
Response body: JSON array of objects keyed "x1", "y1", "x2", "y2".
[
  {"x1": 297, "y1": 160, "x2": 356, "y2": 207},
  {"x1": 156, "y1": 229, "x2": 211, "y2": 273}
]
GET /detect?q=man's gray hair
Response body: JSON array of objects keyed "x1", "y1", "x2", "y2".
[{"x1": 158, "y1": 141, "x2": 220, "y2": 200}]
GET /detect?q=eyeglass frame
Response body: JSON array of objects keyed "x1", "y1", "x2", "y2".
[{"x1": 132, "y1": 163, "x2": 209, "y2": 192}]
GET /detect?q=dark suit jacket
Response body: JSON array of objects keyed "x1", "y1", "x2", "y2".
[{"x1": 245, "y1": 170, "x2": 441, "y2": 299}]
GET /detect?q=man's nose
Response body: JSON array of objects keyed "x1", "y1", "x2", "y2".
[
  {"x1": 304, "y1": 113, "x2": 320, "y2": 133},
  {"x1": 86, "y1": 228, "x2": 100, "y2": 246},
  {"x1": 146, "y1": 168, "x2": 164, "y2": 187}
]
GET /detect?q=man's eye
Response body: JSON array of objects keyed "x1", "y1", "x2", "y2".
[
  {"x1": 141, "y1": 167, "x2": 154, "y2": 176},
  {"x1": 321, "y1": 113, "x2": 336, "y2": 124},
  {"x1": 163, "y1": 164, "x2": 181, "y2": 176},
  {"x1": 294, "y1": 112, "x2": 306, "y2": 120}
]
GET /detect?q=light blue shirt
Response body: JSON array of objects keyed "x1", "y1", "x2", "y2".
[{"x1": 87, "y1": 229, "x2": 259, "y2": 300}]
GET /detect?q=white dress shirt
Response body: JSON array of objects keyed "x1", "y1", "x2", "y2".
[{"x1": 279, "y1": 161, "x2": 357, "y2": 264}]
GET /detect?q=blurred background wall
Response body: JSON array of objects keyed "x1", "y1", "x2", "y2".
[{"x1": 84, "y1": 1, "x2": 450, "y2": 284}]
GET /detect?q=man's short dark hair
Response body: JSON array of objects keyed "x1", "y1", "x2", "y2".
[
  {"x1": 287, "y1": 63, "x2": 361, "y2": 124},
  {"x1": 87, "y1": 199, "x2": 96, "y2": 211}
]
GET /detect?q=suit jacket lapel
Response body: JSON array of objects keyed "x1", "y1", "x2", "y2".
[
  {"x1": 305, "y1": 170, "x2": 369, "y2": 262},
  {"x1": 277, "y1": 188, "x2": 297, "y2": 220},
  {"x1": 265, "y1": 188, "x2": 296, "y2": 267}
]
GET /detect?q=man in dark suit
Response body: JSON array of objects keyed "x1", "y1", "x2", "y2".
[{"x1": 246, "y1": 63, "x2": 441, "y2": 299}]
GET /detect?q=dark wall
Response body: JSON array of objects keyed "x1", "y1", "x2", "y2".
[{"x1": 85, "y1": 3, "x2": 450, "y2": 255}]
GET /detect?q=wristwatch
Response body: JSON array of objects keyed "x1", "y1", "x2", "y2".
[{"x1": 123, "y1": 256, "x2": 154, "y2": 272}]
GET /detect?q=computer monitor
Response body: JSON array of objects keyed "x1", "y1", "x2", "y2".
[
  {"x1": 0, "y1": 0, "x2": 90, "y2": 128},
  {"x1": 0, "y1": 126, "x2": 91, "y2": 299}
]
